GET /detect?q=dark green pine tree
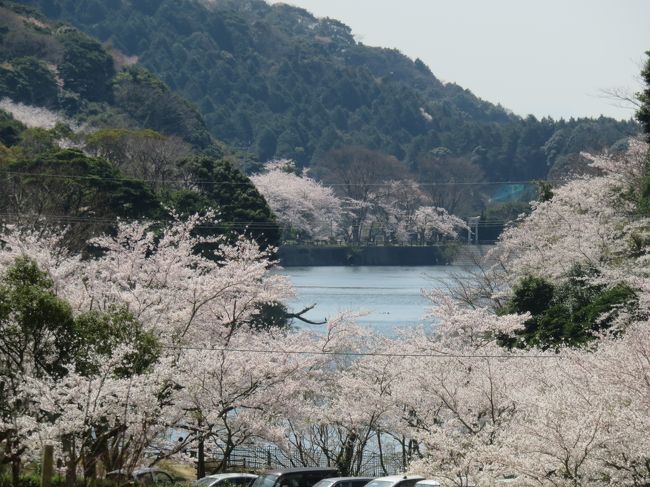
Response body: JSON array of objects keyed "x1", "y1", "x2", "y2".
[{"x1": 173, "y1": 155, "x2": 281, "y2": 248}]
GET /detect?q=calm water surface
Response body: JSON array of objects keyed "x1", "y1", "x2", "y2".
[{"x1": 280, "y1": 265, "x2": 472, "y2": 335}]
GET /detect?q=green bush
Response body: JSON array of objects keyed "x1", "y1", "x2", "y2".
[{"x1": 498, "y1": 270, "x2": 639, "y2": 349}]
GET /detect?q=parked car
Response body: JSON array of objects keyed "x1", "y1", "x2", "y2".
[
  {"x1": 192, "y1": 473, "x2": 258, "y2": 487},
  {"x1": 363, "y1": 476, "x2": 425, "y2": 487},
  {"x1": 250, "y1": 468, "x2": 339, "y2": 487},
  {"x1": 312, "y1": 477, "x2": 373, "y2": 487},
  {"x1": 414, "y1": 481, "x2": 441, "y2": 487},
  {"x1": 106, "y1": 467, "x2": 177, "y2": 485}
]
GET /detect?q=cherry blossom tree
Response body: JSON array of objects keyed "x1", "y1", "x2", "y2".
[
  {"x1": 0, "y1": 214, "x2": 371, "y2": 480},
  {"x1": 412, "y1": 207, "x2": 468, "y2": 244},
  {"x1": 25, "y1": 346, "x2": 173, "y2": 485},
  {"x1": 284, "y1": 327, "x2": 407, "y2": 476},
  {"x1": 387, "y1": 298, "x2": 529, "y2": 486},
  {"x1": 251, "y1": 160, "x2": 344, "y2": 241},
  {"x1": 404, "y1": 140, "x2": 650, "y2": 486},
  {"x1": 0, "y1": 214, "x2": 297, "y2": 477},
  {"x1": 366, "y1": 180, "x2": 430, "y2": 243},
  {"x1": 359, "y1": 180, "x2": 468, "y2": 244},
  {"x1": 0, "y1": 98, "x2": 71, "y2": 130},
  {"x1": 170, "y1": 318, "x2": 364, "y2": 474},
  {"x1": 494, "y1": 139, "x2": 649, "y2": 288}
]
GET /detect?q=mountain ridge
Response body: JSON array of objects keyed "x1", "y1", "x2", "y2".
[{"x1": 10, "y1": 0, "x2": 640, "y2": 188}]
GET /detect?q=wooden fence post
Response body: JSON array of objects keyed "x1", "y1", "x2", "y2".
[{"x1": 41, "y1": 444, "x2": 54, "y2": 487}]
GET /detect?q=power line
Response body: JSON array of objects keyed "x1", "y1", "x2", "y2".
[
  {"x1": 0, "y1": 214, "x2": 631, "y2": 241},
  {"x1": 0, "y1": 213, "x2": 281, "y2": 228},
  {"x1": 0, "y1": 170, "x2": 567, "y2": 187},
  {"x1": 160, "y1": 344, "x2": 560, "y2": 359},
  {"x1": 0, "y1": 213, "x2": 629, "y2": 228},
  {"x1": 321, "y1": 180, "x2": 556, "y2": 187},
  {"x1": 0, "y1": 212, "x2": 512, "y2": 225}
]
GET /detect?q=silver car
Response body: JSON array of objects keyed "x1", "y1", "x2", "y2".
[{"x1": 192, "y1": 474, "x2": 258, "y2": 487}]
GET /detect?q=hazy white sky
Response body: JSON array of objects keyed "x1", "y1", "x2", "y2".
[{"x1": 269, "y1": 0, "x2": 649, "y2": 120}]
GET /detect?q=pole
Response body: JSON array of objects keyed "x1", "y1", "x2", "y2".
[{"x1": 41, "y1": 444, "x2": 54, "y2": 487}]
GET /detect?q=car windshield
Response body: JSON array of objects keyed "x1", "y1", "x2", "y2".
[
  {"x1": 250, "y1": 475, "x2": 279, "y2": 487},
  {"x1": 312, "y1": 480, "x2": 335, "y2": 487},
  {"x1": 364, "y1": 481, "x2": 394, "y2": 487}
]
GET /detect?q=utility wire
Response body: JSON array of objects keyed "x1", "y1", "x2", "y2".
[
  {"x1": 160, "y1": 344, "x2": 560, "y2": 359},
  {"x1": 0, "y1": 213, "x2": 522, "y2": 225},
  {"x1": 0, "y1": 213, "x2": 631, "y2": 230},
  {"x1": 0, "y1": 170, "x2": 567, "y2": 187}
]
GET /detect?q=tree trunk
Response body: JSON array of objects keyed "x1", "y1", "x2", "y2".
[
  {"x1": 62, "y1": 436, "x2": 77, "y2": 487},
  {"x1": 197, "y1": 435, "x2": 205, "y2": 480},
  {"x1": 83, "y1": 448, "x2": 97, "y2": 483},
  {"x1": 335, "y1": 432, "x2": 356, "y2": 476},
  {"x1": 376, "y1": 432, "x2": 388, "y2": 476},
  {"x1": 4, "y1": 434, "x2": 23, "y2": 487},
  {"x1": 11, "y1": 441, "x2": 21, "y2": 487},
  {"x1": 219, "y1": 438, "x2": 235, "y2": 473}
]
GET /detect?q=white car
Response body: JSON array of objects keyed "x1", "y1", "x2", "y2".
[
  {"x1": 312, "y1": 477, "x2": 373, "y2": 487},
  {"x1": 363, "y1": 475, "x2": 425, "y2": 487},
  {"x1": 192, "y1": 473, "x2": 258, "y2": 487},
  {"x1": 415, "y1": 480, "x2": 441, "y2": 487}
]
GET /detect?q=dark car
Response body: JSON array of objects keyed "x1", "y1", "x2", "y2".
[
  {"x1": 250, "y1": 468, "x2": 339, "y2": 487},
  {"x1": 312, "y1": 477, "x2": 373, "y2": 487},
  {"x1": 106, "y1": 467, "x2": 177, "y2": 485}
]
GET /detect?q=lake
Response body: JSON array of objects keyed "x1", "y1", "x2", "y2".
[{"x1": 280, "y1": 265, "x2": 473, "y2": 335}]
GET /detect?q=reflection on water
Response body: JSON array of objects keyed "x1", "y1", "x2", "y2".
[{"x1": 279, "y1": 265, "x2": 473, "y2": 335}]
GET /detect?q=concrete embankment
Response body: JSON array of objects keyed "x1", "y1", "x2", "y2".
[{"x1": 278, "y1": 245, "x2": 455, "y2": 266}]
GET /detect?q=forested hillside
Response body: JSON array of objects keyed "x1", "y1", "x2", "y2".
[
  {"x1": 19, "y1": 0, "x2": 638, "y2": 188},
  {"x1": 0, "y1": 1, "x2": 279, "y2": 247},
  {"x1": 0, "y1": 2, "x2": 216, "y2": 148}
]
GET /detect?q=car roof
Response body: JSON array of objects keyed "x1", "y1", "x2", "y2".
[
  {"x1": 368, "y1": 476, "x2": 425, "y2": 483},
  {"x1": 319, "y1": 478, "x2": 373, "y2": 482},
  {"x1": 201, "y1": 474, "x2": 258, "y2": 479},
  {"x1": 414, "y1": 482, "x2": 440, "y2": 487},
  {"x1": 323, "y1": 477, "x2": 375, "y2": 482},
  {"x1": 262, "y1": 468, "x2": 339, "y2": 476}
]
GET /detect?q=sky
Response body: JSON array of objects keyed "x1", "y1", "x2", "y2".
[{"x1": 268, "y1": 0, "x2": 650, "y2": 121}]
